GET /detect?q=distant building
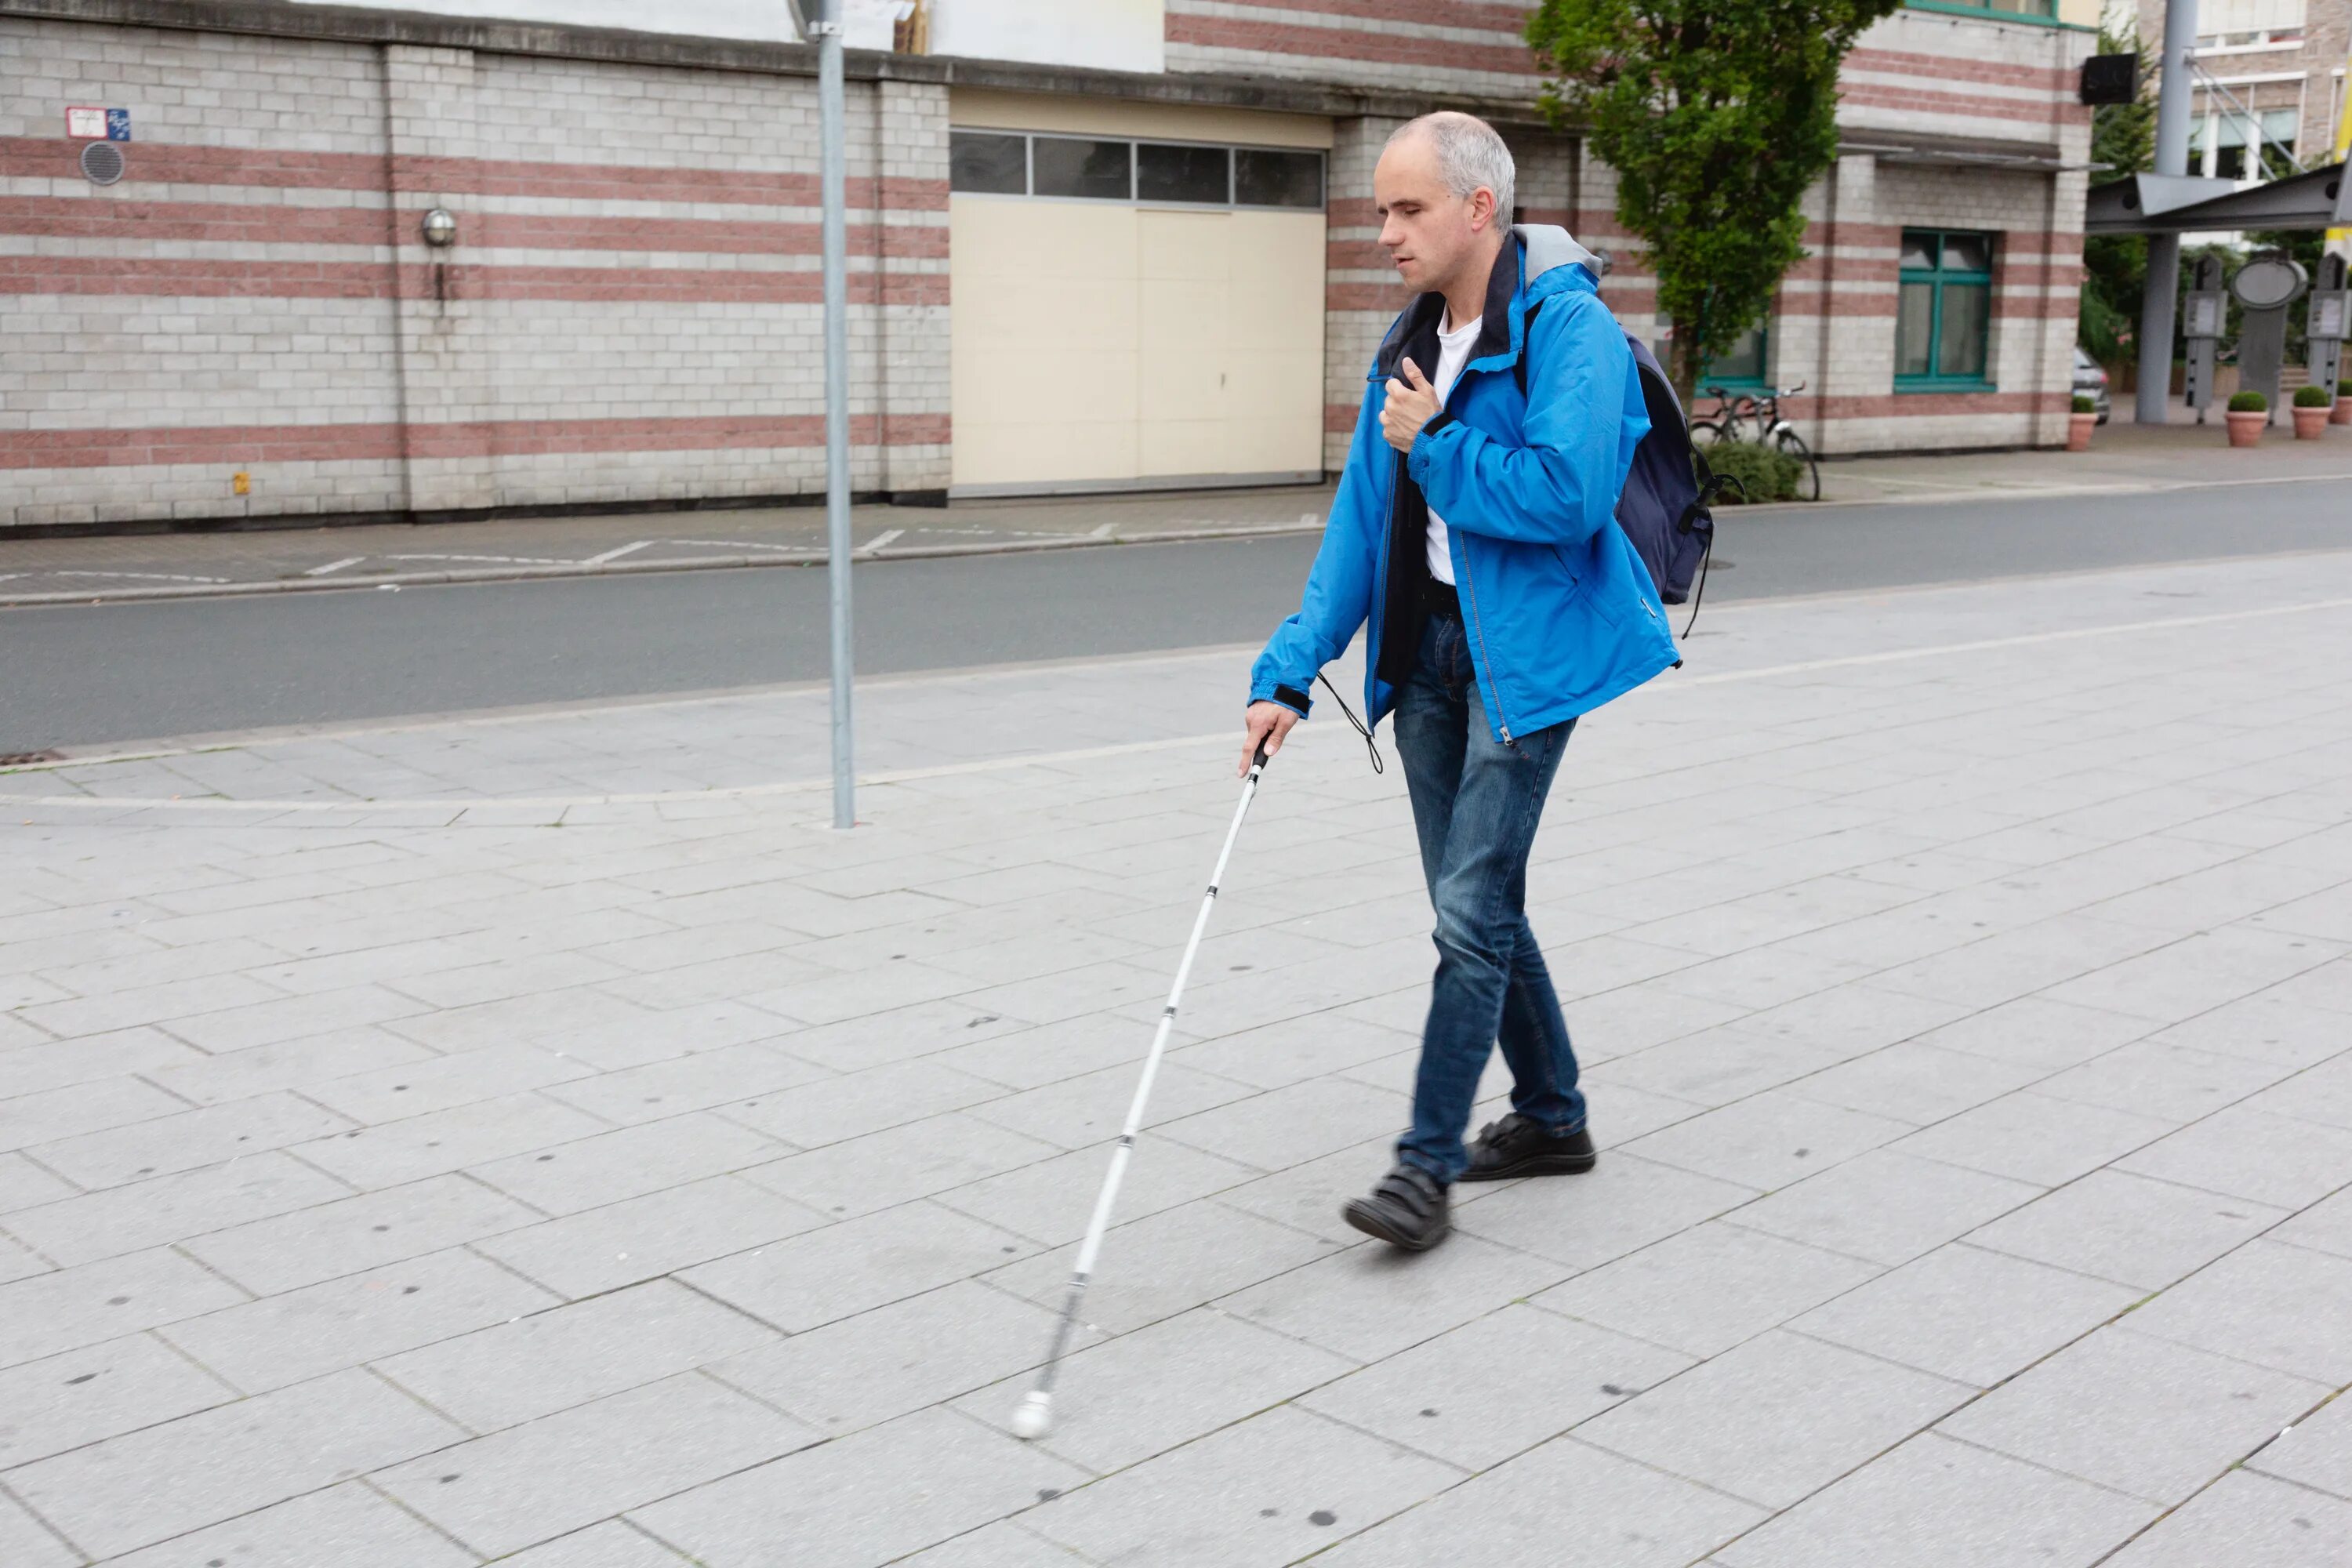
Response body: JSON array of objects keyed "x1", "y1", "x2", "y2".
[
  {"x1": 1, "y1": 0, "x2": 2098, "y2": 528},
  {"x1": 2133, "y1": 0, "x2": 2349, "y2": 181}
]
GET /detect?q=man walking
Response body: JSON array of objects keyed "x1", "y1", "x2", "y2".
[{"x1": 1241, "y1": 112, "x2": 1677, "y2": 1250}]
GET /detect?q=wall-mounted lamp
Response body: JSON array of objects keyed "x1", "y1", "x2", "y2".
[{"x1": 421, "y1": 207, "x2": 458, "y2": 247}]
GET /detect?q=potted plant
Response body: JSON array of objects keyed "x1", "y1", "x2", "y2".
[
  {"x1": 2226, "y1": 390, "x2": 2267, "y2": 447},
  {"x1": 2292, "y1": 383, "x2": 2332, "y2": 439},
  {"x1": 2067, "y1": 394, "x2": 2098, "y2": 452},
  {"x1": 2336, "y1": 377, "x2": 2352, "y2": 427}
]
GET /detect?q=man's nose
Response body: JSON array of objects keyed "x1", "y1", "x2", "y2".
[{"x1": 1379, "y1": 220, "x2": 1404, "y2": 249}]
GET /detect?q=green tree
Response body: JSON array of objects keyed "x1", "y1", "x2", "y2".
[
  {"x1": 2078, "y1": 27, "x2": 2155, "y2": 365},
  {"x1": 1527, "y1": 0, "x2": 1902, "y2": 398}
]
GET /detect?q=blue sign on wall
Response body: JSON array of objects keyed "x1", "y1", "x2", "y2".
[{"x1": 105, "y1": 107, "x2": 131, "y2": 141}]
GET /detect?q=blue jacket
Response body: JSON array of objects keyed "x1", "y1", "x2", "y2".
[{"x1": 1250, "y1": 226, "x2": 1679, "y2": 744}]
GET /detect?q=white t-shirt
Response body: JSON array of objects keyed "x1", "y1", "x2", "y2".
[{"x1": 1423, "y1": 311, "x2": 1483, "y2": 585}]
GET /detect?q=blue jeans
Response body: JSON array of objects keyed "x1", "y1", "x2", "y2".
[{"x1": 1392, "y1": 612, "x2": 1585, "y2": 1184}]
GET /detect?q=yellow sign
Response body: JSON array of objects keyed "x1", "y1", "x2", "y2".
[{"x1": 2335, "y1": 46, "x2": 2352, "y2": 243}]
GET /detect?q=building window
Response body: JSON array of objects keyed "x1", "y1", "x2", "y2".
[
  {"x1": 1703, "y1": 324, "x2": 1768, "y2": 390},
  {"x1": 2194, "y1": 0, "x2": 2306, "y2": 50},
  {"x1": 2195, "y1": 107, "x2": 2299, "y2": 178},
  {"x1": 948, "y1": 129, "x2": 1325, "y2": 211},
  {"x1": 1896, "y1": 230, "x2": 1994, "y2": 390},
  {"x1": 1904, "y1": 0, "x2": 2057, "y2": 21}
]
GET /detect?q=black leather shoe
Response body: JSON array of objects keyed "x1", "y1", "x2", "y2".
[
  {"x1": 1459, "y1": 1112, "x2": 1597, "y2": 1182},
  {"x1": 1341, "y1": 1163, "x2": 1450, "y2": 1250}
]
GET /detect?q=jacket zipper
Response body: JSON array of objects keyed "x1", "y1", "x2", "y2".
[{"x1": 1457, "y1": 544, "x2": 1517, "y2": 746}]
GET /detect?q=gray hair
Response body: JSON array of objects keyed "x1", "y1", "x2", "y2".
[{"x1": 1387, "y1": 112, "x2": 1515, "y2": 221}]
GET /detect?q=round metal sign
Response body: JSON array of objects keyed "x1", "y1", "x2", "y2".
[{"x1": 2229, "y1": 257, "x2": 2308, "y2": 310}]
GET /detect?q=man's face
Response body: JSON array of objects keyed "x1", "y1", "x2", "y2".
[{"x1": 1374, "y1": 133, "x2": 1497, "y2": 296}]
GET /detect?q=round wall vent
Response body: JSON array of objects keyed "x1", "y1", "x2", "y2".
[{"x1": 79, "y1": 141, "x2": 125, "y2": 185}]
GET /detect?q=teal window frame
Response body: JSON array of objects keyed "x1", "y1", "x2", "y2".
[
  {"x1": 1902, "y1": 0, "x2": 2071, "y2": 26},
  {"x1": 1702, "y1": 322, "x2": 1769, "y2": 390},
  {"x1": 1894, "y1": 229, "x2": 1996, "y2": 393}
]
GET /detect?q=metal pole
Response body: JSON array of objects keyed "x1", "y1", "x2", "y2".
[
  {"x1": 815, "y1": 0, "x2": 855, "y2": 828},
  {"x1": 2136, "y1": 0, "x2": 2198, "y2": 426}
]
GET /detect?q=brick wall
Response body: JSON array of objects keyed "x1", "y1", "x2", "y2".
[
  {"x1": 1, "y1": 17, "x2": 950, "y2": 528},
  {"x1": 1165, "y1": 1, "x2": 1546, "y2": 102},
  {"x1": 2, "y1": 2, "x2": 2103, "y2": 528}
]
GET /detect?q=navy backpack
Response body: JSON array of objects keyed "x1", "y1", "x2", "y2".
[{"x1": 1517, "y1": 310, "x2": 1728, "y2": 633}]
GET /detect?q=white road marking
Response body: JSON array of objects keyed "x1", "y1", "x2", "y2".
[
  {"x1": 51, "y1": 570, "x2": 230, "y2": 584},
  {"x1": 583, "y1": 540, "x2": 655, "y2": 566},
  {"x1": 859, "y1": 528, "x2": 905, "y2": 554},
  {"x1": 655, "y1": 539, "x2": 812, "y2": 554},
  {"x1": 383, "y1": 554, "x2": 571, "y2": 565},
  {"x1": 303, "y1": 556, "x2": 367, "y2": 577}
]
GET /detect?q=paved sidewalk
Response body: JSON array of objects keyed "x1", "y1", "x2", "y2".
[
  {"x1": 5, "y1": 419, "x2": 2349, "y2": 605},
  {"x1": 3, "y1": 551, "x2": 2352, "y2": 1566}
]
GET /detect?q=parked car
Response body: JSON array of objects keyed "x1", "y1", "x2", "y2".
[{"x1": 2073, "y1": 347, "x2": 2112, "y2": 424}]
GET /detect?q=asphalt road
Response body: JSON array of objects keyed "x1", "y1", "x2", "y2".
[{"x1": 5, "y1": 477, "x2": 2350, "y2": 753}]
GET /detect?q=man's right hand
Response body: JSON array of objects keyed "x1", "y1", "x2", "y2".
[{"x1": 1240, "y1": 702, "x2": 1301, "y2": 778}]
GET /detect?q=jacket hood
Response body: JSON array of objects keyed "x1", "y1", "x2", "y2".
[
  {"x1": 1513, "y1": 223, "x2": 1604, "y2": 286},
  {"x1": 1374, "y1": 226, "x2": 1604, "y2": 379}
]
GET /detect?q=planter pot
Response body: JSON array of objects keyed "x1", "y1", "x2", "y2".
[
  {"x1": 2333, "y1": 395, "x2": 2351, "y2": 426},
  {"x1": 2066, "y1": 412, "x2": 2097, "y2": 452},
  {"x1": 2294, "y1": 406, "x2": 2330, "y2": 440},
  {"x1": 2226, "y1": 410, "x2": 2265, "y2": 448}
]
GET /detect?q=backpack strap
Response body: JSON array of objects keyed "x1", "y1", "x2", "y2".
[{"x1": 1513, "y1": 299, "x2": 1543, "y2": 397}]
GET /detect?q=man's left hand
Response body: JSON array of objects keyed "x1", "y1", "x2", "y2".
[{"x1": 1381, "y1": 358, "x2": 1443, "y2": 453}]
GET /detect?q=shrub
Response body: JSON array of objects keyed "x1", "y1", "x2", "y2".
[
  {"x1": 1700, "y1": 439, "x2": 1802, "y2": 503},
  {"x1": 2292, "y1": 383, "x2": 2332, "y2": 408},
  {"x1": 2072, "y1": 394, "x2": 2097, "y2": 414},
  {"x1": 2227, "y1": 390, "x2": 2268, "y2": 413}
]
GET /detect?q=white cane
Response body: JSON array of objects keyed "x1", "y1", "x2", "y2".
[{"x1": 1010, "y1": 739, "x2": 1274, "y2": 1439}]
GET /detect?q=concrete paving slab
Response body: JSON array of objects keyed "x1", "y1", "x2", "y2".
[
  {"x1": 2098, "y1": 1469, "x2": 2352, "y2": 1568},
  {"x1": 1708, "y1": 1432, "x2": 2154, "y2": 1568},
  {"x1": 373, "y1": 1371, "x2": 815, "y2": 1559},
  {"x1": 372, "y1": 1277, "x2": 780, "y2": 1434},
  {"x1": 1307, "y1": 1436, "x2": 1763, "y2": 1568},
  {"x1": 2122, "y1": 1239, "x2": 2352, "y2": 1384},
  {"x1": 1724, "y1": 1149, "x2": 2043, "y2": 1267},
  {"x1": 1789, "y1": 1242, "x2": 2142, "y2": 1388},
  {"x1": 1298, "y1": 1302, "x2": 1693, "y2": 1471},
  {"x1": 3, "y1": 1367, "x2": 466, "y2": 1560},
  {"x1": 1574, "y1": 1330, "x2": 1973, "y2": 1509},
  {"x1": 1936, "y1": 1327, "x2": 2330, "y2": 1504},
  {"x1": 1021, "y1": 1404, "x2": 1461, "y2": 1568},
  {"x1": 0, "y1": 1332, "x2": 237, "y2": 1468},
  {"x1": 7, "y1": 549, "x2": 2352, "y2": 1563},
  {"x1": 1530, "y1": 1221, "x2": 1880, "y2": 1358},
  {"x1": 96, "y1": 1481, "x2": 478, "y2": 1568},
  {"x1": 1965, "y1": 1169, "x2": 2289, "y2": 1290},
  {"x1": 625, "y1": 1406, "x2": 1087, "y2": 1568}
]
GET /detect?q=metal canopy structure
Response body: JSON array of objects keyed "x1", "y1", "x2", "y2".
[{"x1": 2086, "y1": 162, "x2": 2352, "y2": 234}]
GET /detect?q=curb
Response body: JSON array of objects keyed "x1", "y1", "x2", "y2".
[{"x1": 0, "y1": 521, "x2": 1327, "y2": 608}]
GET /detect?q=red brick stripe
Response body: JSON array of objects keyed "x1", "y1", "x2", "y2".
[
  {"x1": 6, "y1": 412, "x2": 953, "y2": 471},
  {"x1": 0, "y1": 256, "x2": 949, "y2": 306},
  {"x1": 0, "y1": 197, "x2": 946, "y2": 259},
  {"x1": 1166, "y1": 14, "x2": 1541, "y2": 79},
  {"x1": 1196, "y1": 0, "x2": 1534, "y2": 34},
  {"x1": 0, "y1": 139, "x2": 948, "y2": 210},
  {"x1": 1328, "y1": 281, "x2": 1413, "y2": 311},
  {"x1": 1798, "y1": 390, "x2": 2068, "y2": 417},
  {"x1": 1845, "y1": 49, "x2": 2074, "y2": 93},
  {"x1": 1839, "y1": 84, "x2": 2086, "y2": 125}
]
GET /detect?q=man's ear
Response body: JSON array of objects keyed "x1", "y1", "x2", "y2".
[{"x1": 1468, "y1": 187, "x2": 1498, "y2": 234}]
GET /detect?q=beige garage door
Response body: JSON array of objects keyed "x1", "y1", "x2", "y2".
[{"x1": 948, "y1": 121, "x2": 1328, "y2": 495}]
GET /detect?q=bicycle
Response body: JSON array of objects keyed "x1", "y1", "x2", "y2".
[{"x1": 1690, "y1": 382, "x2": 1820, "y2": 503}]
